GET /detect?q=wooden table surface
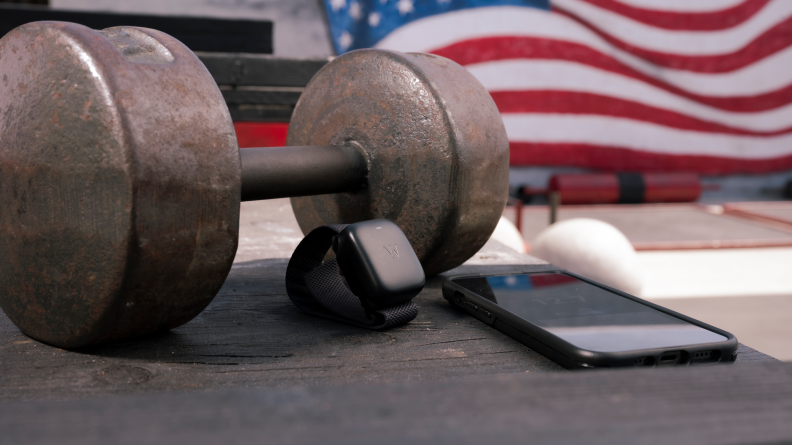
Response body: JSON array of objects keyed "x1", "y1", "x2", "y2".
[{"x1": 1, "y1": 200, "x2": 788, "y2": 444}]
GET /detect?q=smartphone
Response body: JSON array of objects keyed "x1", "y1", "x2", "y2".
[{"x1": 442, "y1": 269, "x2": 738, "y2": 369}]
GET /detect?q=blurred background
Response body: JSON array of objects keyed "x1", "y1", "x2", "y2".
[
  {"x1": 44, "y1": 0, "x2": 334, "y2": 57},
  {"x1": 2, "y1": 0, "x2": 791, "y2": 360}
]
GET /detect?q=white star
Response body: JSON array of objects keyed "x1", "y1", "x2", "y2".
[
  {"x1": 380, "y1": 0, "x2": 389, "y2": 4},
  {"x1": 368, "y1": 12, "x2": 381, "y2": 27},
  {"x1": 339, "y1": 31, "x2": 353, "y2": 50},
  {"x1": 349, "y1": 1, "x2": 362, "y2": 20},
  {"x1": 330, "y1": 0, "x2": 346, "y2": 12},
  {"x1": 397, "y1": 0, "x2": 414, "y2": 15},
  {"x1": 438, "y1": 0, "x2": 452, "y2": 3}
]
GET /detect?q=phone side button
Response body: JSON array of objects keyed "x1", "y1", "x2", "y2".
[
  {"x1": 464, "y1": 301, "x2": 478, "y2": 311},
  {"x1": 478, "y1": 308, "x2": 491, "y2": 318}
]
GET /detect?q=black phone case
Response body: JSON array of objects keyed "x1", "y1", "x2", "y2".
[{"x1": 442, "y1": 265, "x2": 739, "y2": 369}]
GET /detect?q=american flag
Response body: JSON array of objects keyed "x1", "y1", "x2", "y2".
[{"x1": 323, "y1": 0, "x2": 792, "y2": 175}]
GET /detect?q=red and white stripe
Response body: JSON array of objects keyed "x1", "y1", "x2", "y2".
[{"x1": 374, "y1": 1, "x2": 792, "y2": 174}]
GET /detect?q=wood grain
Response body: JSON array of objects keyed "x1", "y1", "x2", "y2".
[
  {"x1": 195, "y1": 53, "x2": 327, "y2": 121},
  {"x1": 0, "y1": 200, "x2": 782, "y2": 443},
  {"x1": 1, "y1": 360, "x2": 790, "y2": 444}
]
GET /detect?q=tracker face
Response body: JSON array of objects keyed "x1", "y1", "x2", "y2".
[{"x1": 334, "y1": 220, "x2": 425, "y2": 309}]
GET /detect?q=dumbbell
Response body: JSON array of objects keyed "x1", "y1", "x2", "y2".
[{"x1": 0, "y1": 22, "x2": 509, "y2": 348}]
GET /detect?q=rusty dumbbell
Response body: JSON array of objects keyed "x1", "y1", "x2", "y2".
[{"x1": 0, "y1": 22, "x2": 509, "y2": 348}]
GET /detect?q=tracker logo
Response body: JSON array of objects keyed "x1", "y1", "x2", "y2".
[{"x1": 383, "y1": 244, "x2": 399, "y2": 258}]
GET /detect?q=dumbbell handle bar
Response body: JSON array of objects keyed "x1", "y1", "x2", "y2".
[{"x1": 240, "y1": 145, "x2": 367, "y2": 202}]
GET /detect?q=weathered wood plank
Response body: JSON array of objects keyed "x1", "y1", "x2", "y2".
[
  {"x1": 196, "y1": 53, "x2": 328, "y2": 121},
  {"x1": 221, "y1": 87, "x2": 303, "y2": 122},
  {"x1": 227, "y1": 104, "x2": 296, "y2": 122},
  {"x1": 197, "y1": 53, "x2": 328, "y2": 87},
  {"x1": 0, "y1": 200, "x2": 776, "y2": 403},
  {"x1": 221, "y1": 87, "x2": 303, "y2": 106},
  {"x1": 2, "y1": 361, "x2": 791, "y2": 444},
  {"x1": 0, "y1": 258, "x2": 567, "y2": 400}
]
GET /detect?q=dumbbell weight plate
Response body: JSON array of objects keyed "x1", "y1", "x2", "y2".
[
  {"x1": 288, "y1": 50, "x2": 509, "y2": 275},
  {"x1": 0, "y1": 23, "x2": 508, "y2": 348},
  {"x1": 0, "y1": 23, "x2": 240, "y2": 347}
]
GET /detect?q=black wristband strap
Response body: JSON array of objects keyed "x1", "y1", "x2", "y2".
[{"x1": 285, "y1": 224, "x2": 418, "y2": 329}]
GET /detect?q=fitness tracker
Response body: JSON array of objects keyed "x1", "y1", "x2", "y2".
[{"x1": 285, "y1": 220, "x2": 424, "y2": 329}]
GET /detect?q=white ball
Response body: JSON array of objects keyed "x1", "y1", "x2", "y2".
[
  {"x1": 531, "y1": 218, "x2": 643, "y2": 296},
  {"x1": 490, "y1": 216, "x2": 527, "y2": 254}
]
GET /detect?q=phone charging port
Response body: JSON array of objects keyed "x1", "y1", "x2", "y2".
[{"x1": 658, "y1": 351, "x2": 681, "y2": 366}]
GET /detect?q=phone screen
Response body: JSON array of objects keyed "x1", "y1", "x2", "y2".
[{"x1": 452, "y1": 273, "x2": 726, "y2": 353}]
